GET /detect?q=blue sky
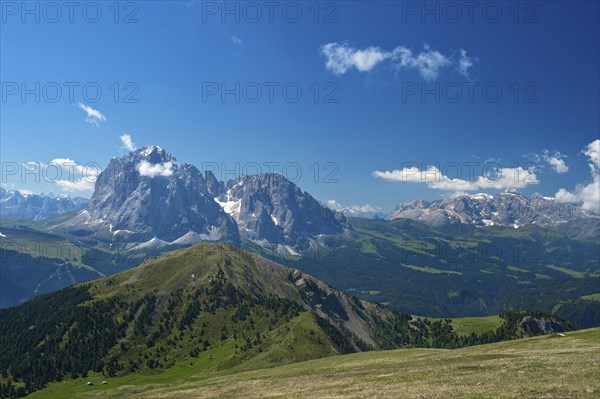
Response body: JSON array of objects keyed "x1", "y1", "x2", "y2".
[{"x1": 1, "y1": 1, "x2": 599, "y2": 214}]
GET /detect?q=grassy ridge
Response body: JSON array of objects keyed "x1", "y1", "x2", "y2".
[
  {"x1": 28, "y1": 328, "x2": 600, "y2": 399},
  {"x1": 427, "y1": 315, "x2": 504, "y2": 336}
]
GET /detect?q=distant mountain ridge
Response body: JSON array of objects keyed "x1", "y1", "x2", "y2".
[
  {"x1": 0, "y1": 188, "x2": 87, "y2": 221},
  {"x1": 56, "y1": 146, "x2": 348, "y2": 252},
  {"x1": 388, "y1": 190, "x2": 596, "y2": 227},
  {"x1": 7, "y1": 147, "x2": 597, "y2": 249}
]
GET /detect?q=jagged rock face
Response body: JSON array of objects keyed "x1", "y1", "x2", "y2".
[
  {"x1": 388, "y1": 191, "x2": 595, "y2": 227},
  {"x1": 72, "y1": 146, "x2": 239, "y2": 243},
  {"x1": 60, "y1": 147, "x2": 347, "y2": 252},
  {"x1": 215, "y1": 173, "x2": 349, "y2": 252},
  {"x1": 519, "y1": 316, "x2": 566, "y2": 337},
  {"x1": 0, "y1": 188, "x2": 87, "y2": 221}
]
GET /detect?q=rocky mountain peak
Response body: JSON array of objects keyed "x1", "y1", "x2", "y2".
[
  {"x1": 57, "y1": 148, "x2": 348, "y2": 253},
  {"x1": 214, "y1": 173, "x2": 350, "y2": 253},
  {"x1": 136, "y1": 145, "x2": 170, "y2": 160}
]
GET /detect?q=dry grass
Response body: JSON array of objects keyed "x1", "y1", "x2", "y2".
[
  {"x1": 29, "y1": 328, "x2": 599, "y2": 399},
  {"x1": 134, "y1": 329, "x2": 600, "y2": 399}
]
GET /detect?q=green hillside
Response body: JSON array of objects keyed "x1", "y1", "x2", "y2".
[
  {"x1": 0, "y1": 243, "x2": 572, "y2": 398},
  {"x1": 25, "y1": 328, "x2": 600, "y2": 399},
  {"x1": 428, "y1": 315, "x2": 504, "y2": 336}
]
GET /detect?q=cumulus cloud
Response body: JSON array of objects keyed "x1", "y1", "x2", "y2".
[
  {"x1": 373, "y1": 165, "x2": 538, "y2": 192},
  {"x1": 23, "y1": 158, "x2": 100, "y2": 180},
  {"x1": 78, "y1": 103, "x2": 106, "y2": 127},
  {"x1": 391, "y1": 45, "x2": 451, "y2": 81},
  {"x1": 20, "y1": 158, "x2": 100, "y2": 193},
  {"x1": 326, "y1": 199, "x2": 342, "y2": 209},
  {"x1": 120, "y1": 134, "x2": 136, "y2": 152},
  {"x1": 320, "y1": 43, "x2": 391, "y2": 75},
  {"x1": 542, "y1": 150, "x2": 569, "y2": 174},
  {"x1": 326, "y1": 199, "x2": 382, "y2": 216},
  {"x1": 320, "y1": 43, "x2": 476, "y2": 80},
  {"x1": 137, "y1": 160, "x2": 174, "y2": 178},
  {"x1": 56, "y1": 177, "x2": 97, "y2": 192},
  {"x1": 583, "y1": 139, "x2": 600, "y2": 173},
  {"x1": 49, "y1": 158, "x2": 100, "y2": 193},
  {"x1": 555, "y1": 139, "x2": 600, "y2": 212},
  {"x1": 48, "y1": 158, "x2": 86, "y2": 175}
]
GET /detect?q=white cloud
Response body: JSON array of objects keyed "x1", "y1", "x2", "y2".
[
  {"x1": 12, "y1": 188, "x2": 35, "y2": 195},
  {"x1": 583, "y1": 139, "x2": 600, "y2": 173},
  {"x1": 346, "y1": 204, "x2": 382, "y2": 214},
  {"x1": 542, "y1": 150, "x2": 569, "y2": 174},
  {"x1": 48, "y1": 158, "x2": 86, "y2": 175},
  {"x1": 373, "y1": 166, "x2": 538, "y2": 192},
  {"x1": 555, "y1": 176, "x2": 599, "y2": 212},
  {"x1": 326, "y1": 199, "x2": 342, "y2": 209},
  {"x1": 50, "y1": 158, "x2": 100, "y2": 193},
  {"x1": 56, "y1": 177, "x2": 97, "y2": 192},
  {"x1": 326, "y1": 199, "x2": 382, "y2": 216},
  {"x1": 78, "y1": 103, "x2": 106, "y2": 127},
  {"x1": 457, "y1": 49, "x2": 477, "y2": 78},
  {"x1": 137, "y1": 160, "x2": 174, "y2": 178},
  {"x1": 392, "y1": 45, "x2": 451, "y2": 81},
  {"x1": 320, "y1": 43, "x2": 391, "y2": 75},
  {"x1": 555, "y1": 140, "x2": 600, "y2": 212},
  {"x1": 320, "y1": 42, "x2": 476, "y2": 81},
  {"x1": 231, "y1": 35, "x2": 242, "y2": 45},
  {"x1": 120, "y1": 134, "x2": 136, "y2": 151},
  {"x1": 25, "y1": 158, "x2": 100, "y2": 179},
  {"x1": 21, "y1": 158, "x2": 101, "y2": 194}
]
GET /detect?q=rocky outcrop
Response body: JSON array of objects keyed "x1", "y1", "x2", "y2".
[
  {"x1": 214, "y1": 173, "x2": 350, "y2": 252},
  {"x1": 518, "y1": 315, "x2": 567, "y2": 337}
]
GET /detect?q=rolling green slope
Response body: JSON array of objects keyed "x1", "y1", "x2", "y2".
[
  {"x1": 428, "y1": 315, "x2": 504, "y2": 336},
  {"x1": 0, "y1": 244, "x2": 468, "y2": 396},
  {"x1": 0, "y1": 243, "x2": 571, "y2": 398},
  {"x1": 24, "y1": 328, "x2": 600, "y2": 399}
]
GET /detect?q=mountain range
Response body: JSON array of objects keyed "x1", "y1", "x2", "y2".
[
  {"x1": 5, "y1": 147, "x2": 597, "y2": 248},
  {"x1": 0, "y1": 188, "x2": 87, "y2": 221},
  {"x1": 388, "y1": 191, "x2": 596, "y2": 227},
  {"x1": 2, "y1": 145, "x2": 598, "y2": 326},
  {"x1": 51, "y1": 146, "x2": 348, "y2": 254}
]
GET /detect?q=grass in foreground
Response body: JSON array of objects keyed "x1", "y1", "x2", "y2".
[{"x1": 28, "y1": 328, "x2": 600, "y2": 399}]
